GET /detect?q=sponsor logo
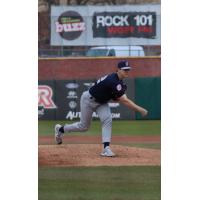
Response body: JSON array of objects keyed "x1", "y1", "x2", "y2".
[
  {"x1": 111, "y1": 113, "x2": 120, "y2": 119},
  {"x1": 108, "y1": 103, "x2": 120, "y2": 108},
  {"x1": 96, "y1": 15, "x2": 129, "y2": 27},
  {"x1": 93, "y1": 12, "x2": 156, "y2": 38},
  {"x1": 84, "y1": 82, "x2": 95, "y2": 89},
  {"x1": 56, "y1": 10, "x2": 86, "y2": 40},
  {"x1": 38, "y1": 106, "x2": 45, "y2": 118},
  {"x1": 69, "y1": 101, "x2": 77, "y2": 109},
  {"x1": 38, "y1": 85, "x2": 57, "y2": 109},
  {"x1": 66, "y1": 111, "x2": 81, "y2": 120},
  {"x1": 67, "y1": 91, "x2": 78, "y2": 99},
  {"x1": 65, "y1": 83, "x2": 79, "y2": 89},
  {"x1": 66, "y1": 111, "x2": 120, "y2": 120}
]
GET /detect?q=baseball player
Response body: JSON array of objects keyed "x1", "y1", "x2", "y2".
[{"x1": 55, "y1": 60, "x2": 148, "y2": 157}]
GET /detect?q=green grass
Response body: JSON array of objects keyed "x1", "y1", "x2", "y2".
[
  {"x1": 38, "y1": 120, "x2": 161, "y2": 136},
  {"x1": 39, "y1": 166, "x2": 161, "y2": 200}
]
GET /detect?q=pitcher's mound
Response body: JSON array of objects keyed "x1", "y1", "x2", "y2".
[{"x1": 39, "y1": 144, "x2": 160, "y2": 167}]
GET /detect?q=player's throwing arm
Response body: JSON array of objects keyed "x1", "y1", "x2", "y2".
[{"x1": 117, "y1": 94, "x2": 148, "y2": 117}]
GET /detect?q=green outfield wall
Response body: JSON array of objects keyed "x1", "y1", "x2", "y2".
[
  {"x1": 38, "y1": 77, "x2": 161, "y2": 120},
  {"x1": 135, "y1": 77, "x2": 161, "y2": 120}
]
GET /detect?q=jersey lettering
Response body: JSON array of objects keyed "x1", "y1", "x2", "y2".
[{"x1": 96, "y1": 75, "x2": 108, "y2": 84}]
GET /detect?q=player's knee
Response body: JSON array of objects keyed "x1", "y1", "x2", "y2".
[
  {"x1": 108, "y1": 116, "x2": 112, "y2": 125},
  {"x1": 102, "y1": 115, "x2": 112, "y2": 126}
]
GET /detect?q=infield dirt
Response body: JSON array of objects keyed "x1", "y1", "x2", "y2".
[{"x1": 39, "y1": 135, "x2": 160, "y2": 167}]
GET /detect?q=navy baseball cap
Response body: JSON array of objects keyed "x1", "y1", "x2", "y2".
[{"x1": 117, "y1": 60, "x2": 131, "y2": 70}]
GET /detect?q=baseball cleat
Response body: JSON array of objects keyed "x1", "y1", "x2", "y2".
[
  {"x1": 55, "y1": 124, "x2": 63, "y2": 145},
  {"x1": 100, "y1": 146, "x2": 115, "y2": 157}
]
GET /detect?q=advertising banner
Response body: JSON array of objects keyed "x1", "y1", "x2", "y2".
[
  {"x1": 51, "y1": 5, "x2": 160, "y2": 46},
  {"x1": 38, "y1": 80, "x2": 57, "y2": 120},
  {"x1": 92, "y1": 11, "x2": 156, "y2": 38},
  {"x1": 38, "y1": 78, "x2": 135, "y2": 120}
]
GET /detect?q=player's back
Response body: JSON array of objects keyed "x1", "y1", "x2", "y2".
[{"x1": 89, "y1": 73, "x2": 123, "y2": 104}]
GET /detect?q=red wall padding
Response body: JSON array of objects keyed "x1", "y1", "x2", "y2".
[{"x1": 38, "y1": 57, "x2": 161, "y2": 80}]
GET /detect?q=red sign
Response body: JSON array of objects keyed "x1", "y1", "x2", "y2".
[{"x1": 38, "y1": 85, "x2": 56, "y2": 109}]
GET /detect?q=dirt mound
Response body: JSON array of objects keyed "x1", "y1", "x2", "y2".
[
  {"x1": 39, "y1": 135, "x2": 160, "y2": 145},
  {"x1": 39, "y1": 144, "x2": 160, "y2": 167}
]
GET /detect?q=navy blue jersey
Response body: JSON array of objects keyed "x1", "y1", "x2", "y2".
[{"x1": 89, "y1": 73, "x2": 127, "y2": 104}]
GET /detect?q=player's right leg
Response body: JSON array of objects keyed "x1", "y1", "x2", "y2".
[
  {"x1": 63, "y1": 91, "x2": 94, "y2": 132},
  {"x1": 96, "y1": 104, "x2": 115, "y2": 157}
]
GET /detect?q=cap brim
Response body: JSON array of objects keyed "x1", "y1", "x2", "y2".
[{"x1": 121, "y1": 66, "x2": 131, "y2": 70}]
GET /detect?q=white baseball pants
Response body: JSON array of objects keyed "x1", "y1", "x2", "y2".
[{"x1": 63, "y1": 91, "x2": 112, "y2": 143}]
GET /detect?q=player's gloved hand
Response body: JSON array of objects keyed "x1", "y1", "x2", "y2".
[{"x1": 140, "y1": 108, "x2": 148, "y2": 117}]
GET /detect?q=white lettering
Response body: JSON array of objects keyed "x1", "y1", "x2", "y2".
[
  {"x1": 66, "y1": 111, "x2": 81, "y2": 120},
  {"x1": 112, "y1": 113, "x2": 120, "y2": 119},
  {"x1": 121, "y1": 15, "x2": 129, "y2": 26},
  {"x1": 65, "y1": 83, "x2": 79, "y2": 89},
  {"x1": 63, "y1": 23, "x2": 72, "y2": 32},
  {"x1": 104, "y1": 16, "x2": 113, "y2": 26},
  {"x1": 96, "y1": 16, "x2": 104, "y2": 28},
  {"x1": 112, "y1": 16, "x2": 121, "y2": 26},
  {"x1": 96, "y1": 15, "x2": 129, "y2": 27},
  {"x1": 66, "y1": 111, "x2": 120, "y2": 120},
  {"x1": 108, "y1": 103, "x2": 120, "y2": 108},
  {"x1": 55, "y1": 22, "x2": 86, "y2": 33},
  {"x1": 55, "y1": 22, "x2": 63, "y2": 32},
  {"x1": 97, "y1": 75, "x2": 108, "y2": 84}
]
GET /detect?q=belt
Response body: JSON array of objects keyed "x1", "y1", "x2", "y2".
[
  {"x1": 89, "y1": 95, "x2": 105, "y2": 104},
  {"x1": 89, "y1": 95, "x2": 95, "y2": 101},
  {"x1": 89, "y1": 92, "x2": 99, "y2": 103}
]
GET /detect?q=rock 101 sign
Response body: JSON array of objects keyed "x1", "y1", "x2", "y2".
[{"x1": 92, "y1": 12, "x2": 156, "y2": 38}]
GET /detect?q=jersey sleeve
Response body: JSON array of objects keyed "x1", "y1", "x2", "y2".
[{"x1": 111, "y1": 83, "x2": 127, "y2": 100}]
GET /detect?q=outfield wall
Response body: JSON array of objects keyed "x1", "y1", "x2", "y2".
[
  {"x1": 38, "y1": 57, "x2": 161, "y2": 120},
  {"x1": 38, "y1": 57, "x2": 160, "y2": 80},
  {"x1": 135, "y1": 77, "x2": 161, "y2": 119},
  {"x1": 38, "y1": 78, "x2": 135, "y2": 120},
  {"x1": 38, "y1": 77, "x2": 161, "y2": 120}
]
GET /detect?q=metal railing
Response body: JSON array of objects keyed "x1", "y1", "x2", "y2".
[{"x1": 38, "y1": 46, "x2": 161, "y2": 57}]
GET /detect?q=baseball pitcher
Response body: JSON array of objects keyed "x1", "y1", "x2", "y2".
[{"x1": 55, "y1": 60, "x2": 148, "y2": 157}]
